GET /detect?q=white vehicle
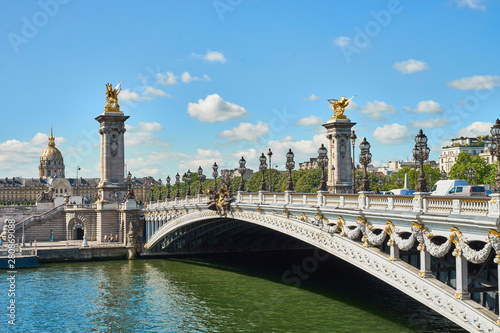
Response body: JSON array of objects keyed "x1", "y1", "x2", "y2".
[
  {"x1": 430, "y1": 179, "x2": 468, "y2": 196},
  {"x1": 449, "y1": 185, "x2": 487, "y2": 197},
  {"x1": 391, "y1": 189, "x2": 411, "y2": 195}
]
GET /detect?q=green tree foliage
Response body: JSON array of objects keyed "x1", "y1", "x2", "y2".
[{"x1": 448, "y1": 152, "x2": 495, "y2": 185}]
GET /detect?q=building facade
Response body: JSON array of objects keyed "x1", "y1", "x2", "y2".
[{"x1": 439, "y1": 136, "x2": 494, "y2": 173}]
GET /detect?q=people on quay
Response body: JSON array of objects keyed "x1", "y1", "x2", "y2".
[
  {"x1": 104, "y1": 234, "x2": 108, "y2": 243},
  {"x1": 34, "y1": 239, "x2": 37, "y2": 247},
  {"x1": 108, "y1": 236, "x2": 112, "y2": 244},
  {"x1": 115, "y1": 234, "x2": 118, "y2": 242}
]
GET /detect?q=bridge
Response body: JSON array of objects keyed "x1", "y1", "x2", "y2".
[{"x1": 144, "y1": 190, "x2": 500, "y2": 332}]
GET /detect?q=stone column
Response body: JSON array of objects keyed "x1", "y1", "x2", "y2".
[
  {"x1": 323, "y1": 119, "x2": 356, "y2": 193},
  {"x1": 419, "y1": 245, "x2": 432, "y2": 278},
  {"x1": 455, "y1": 255, "x2": 470, "y2": 300}
]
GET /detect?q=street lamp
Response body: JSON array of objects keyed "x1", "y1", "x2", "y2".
[
  {"x1": 238, "y1": 157, "x2": 246, "y2": 192},
  {"x1": 490, "y1": 119, "x2": 500, "y2": 192},
  {"x1": 378, "y1": 179, "x2": 384, "y2": 192},
  {"x1": 76, "y1": 166, "x2": 81, "y2": 197},
  {"x1": 413, "y1": 129, "x2": 430, "y2": 192},
  {"x1": 175, "y1": 173, "x2": 180, "y2": 198},
  {"x1": 197, "y1": 166, "x2": 204, "y2": 195},
  {"x1": 317, "y1": 144, "x2": 328, "y2": 191},
  {"x1": 397, "y1": 176, "x2": 402, "y2": 188},
  {"x1": 467, "y1": 167, "x2": 475, "y2": 185},
  {"x1": 267, "y1": 149, "x2": 273, "y2": 192},
  {"x1": 166, "y1": 176, "x2": 171, "y2": 199},
  {"x1": 157, "y1": 178, "x2": 162, "y2": 201},
  {"x1": 212, "y1": 162, "x2": 218, "y2": 191},
  {"x1": 441, "y1": 168, "x2": 448, "y2": 180},
  {"x1": 359, "y1": 138, "x2": 372, "y2": 192},
  {"x1": 185, "y1": 170, "x2": 192, "y2": 197},
  {"x1": 286, "y1": 149, "x2": 295, "y2": 191},
  {"x1": 350, "y1": 130, "x2": 357, "y2": 193},
  {"x1": 259, "y1": 153, "x2": 267, "y2": 191},
  {"x1": 356, "y1": 173, "x2": 362, "y2": 191}
]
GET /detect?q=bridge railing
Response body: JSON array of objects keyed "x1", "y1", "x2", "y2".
[{"x1": 146, "y1": 191, "x2": 500, "y2": 218}]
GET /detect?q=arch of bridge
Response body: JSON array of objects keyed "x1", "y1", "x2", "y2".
[{"x1": 144, "y1": 206, "x2": 500, "y2": 332}]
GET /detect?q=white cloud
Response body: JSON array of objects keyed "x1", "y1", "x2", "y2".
[
  {"x1": 157, "y1": 71, "x2": 178, "y2": 85},
  {"x1": 218, "y1": 121, "x2": 270, "y2": 141},
  {"x1": 137, "y1": 122, "x2": 164, "y2": 132},
  {"x1": 335, "y1": 36, "x2": 351, "y2": 46},
  {"x1": 296, "y1": 116, "x2": 324, "y2": 126},
  {"x1": 181, "y1": 72, "x2": 211, "y2": 83},
  {"x1": 187, "y1": 94, "x2": 247, "y2": 122},
  {"x1": 358, "y1": 100, "x2": 397, "y2": 121},
  {"x1": 446, "y1": 75, "x2": 500, "y2": 90},
  {"x1": 301, "y1": 94, "x2": 320, "y2": 101},
  {"x1": 30, "y1": 133, "x2": 67, "y2": 146},
  {"x1": 409, "y1": 118, "x2": 451, "y2": 129},
  {"x1": 452, "y1": 0, "x2": 486, "y2": 11},
  {"x1": 393, "y1": 59, "x2": 429, "y2": 74},
  {"x1": 404, "y1": 100, "x2": 443, "y2": 114},
  {"x1": 0, "y1": 139, "x2": 45, "y2": 176},
  {"x1": 125, "y1": 122, "x2": 168, "y2": 147},
  {"x1": 178, "y1": 148, "x2": 224, "y2": 171},
  {"x1": 372, "y1": 123, "x2": 412, "y2": 145},
  {"x1": 457, "y1": 121, "x2": 493, "y2": 137},
  {"x1": 119, "y1": 87, "x2": 171, "y2": 102},
  {"x1": 204, "y1": 51, "x2": 226, "y2": 63},
  {"x1": 119, "y1": 89, "x2": 141, "y2": 102}
]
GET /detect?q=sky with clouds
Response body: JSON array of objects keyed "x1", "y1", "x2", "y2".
[{"x1": 0, "y1": 0, "x2": 499, "y2": 179}]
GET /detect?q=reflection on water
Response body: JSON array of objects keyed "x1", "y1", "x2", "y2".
[{"x1": 5, "y1": 250, "x2": 465, "y2": 332}]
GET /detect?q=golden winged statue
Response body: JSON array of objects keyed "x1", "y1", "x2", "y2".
[
  {"x1": 326, "y1": 95, "x2": 356, "y2": 120},
  {"x1": 104, "y1": 81, "x2": 123, "y2": 112}
]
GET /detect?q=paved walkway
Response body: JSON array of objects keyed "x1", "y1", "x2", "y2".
[{"x1": 0, "y1": 240, "x2": 125, "y2": 251}]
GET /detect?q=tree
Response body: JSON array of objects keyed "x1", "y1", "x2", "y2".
[{"x1": 448, "y1": 152, "x2": 495, "y2": 185}]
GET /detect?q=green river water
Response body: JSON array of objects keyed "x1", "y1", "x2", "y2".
[{"x1": 3, "y1": 250, "x2": 466, "y2": 332}]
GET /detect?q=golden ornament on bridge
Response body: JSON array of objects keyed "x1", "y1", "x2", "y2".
[
  {"x1": 104, "y1": 81, "x2": 123, "y2": 112},
  {"x1": 327, "y1": 95, "x2": 356, "y2": 120}
]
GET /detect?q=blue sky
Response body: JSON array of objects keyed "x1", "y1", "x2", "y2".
[{"x1": 0, "y1": 0, "x2": 499, "y2": 179}]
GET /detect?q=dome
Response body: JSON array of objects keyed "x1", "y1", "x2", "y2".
[
  {"x1": 39, "y1": 128, "x2": 65, "y2": 178},
  {"x1": 41, "y1": 146, "x2": 63, "y2": 161}
]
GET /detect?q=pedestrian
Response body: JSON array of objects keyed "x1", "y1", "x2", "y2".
[
  {"x1": 34, "y1": 239, "x2": 37, "y2": 247},
  {"x1": 104, "y1": 234, "x2": 108, "y2": 243},
  {"x1": 108, "y1": 236, "x2": 111, "y2": 244},
  {"x1": 30, "y1": 240, "x2": 33, "y2": 247},
  {"x1": 115, "y1": 234, "x2": 118, "y2": 242}
]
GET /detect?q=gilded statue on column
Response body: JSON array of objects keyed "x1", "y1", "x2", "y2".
[
  {"x1": 327, "y1": 95, "x2": 356, "y2": 120},
  {"x1": 104, "y1": 81, "x2": 123, "y2": 112}
]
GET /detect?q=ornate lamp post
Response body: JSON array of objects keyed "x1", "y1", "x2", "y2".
[
  {"x1": 359, "y1": 138, "x2": 372, "y2": 191},
  {"x1": 267, "y1": 149, "x2": 273, "y2": 192},
  {"x1": 413, "y1": 129, "x2": 430, "y2": 192},
  {"x1": 356, "y1": 173, "x2": 362, "y2": 191},
  {"x1": 350, "y1": 130, "x2": 357, "y2": 193},
  {"x1": 212, "y1": 162, "x2": 218, "y2": 191},
  {"x1": 185, "y1": 170, "x2": 192, "y2": 197},
  {"x1": 157, "y1": 178, "x2": 162, "y2": 201},
  {"x1": 317, "y1": 144, "x2": 328, "y2": 191},
  {"x1": 467, "y1": 167, "x2": 476, "y2": 185},
  {"x1": 441, "y1": 168, "x2": 448, "y2": 180},
  {"x1": 175, "y1": 173, "x2": 180, "y2": 198},
  {"x1": 259, "y1": 153, "x2": 267, "y2": 191},
  {"x1": 238, "y1": 157, "x2": 246, "y2": 192},
  {"x1": 197, "y1": 166, "x2": 204, "y2": 195},
  {"x1": 397, "y1": 176, "x2": 402, "y2": 188},
  {"x1": 166, "y1": 176, "x2": 171, "y2": 199},
  {"x1": 286, "y1": 149, "x2": 295, "y2": 191},
  {"x1": 490, "y1": 119, "x2": 500, "y2": 192}
]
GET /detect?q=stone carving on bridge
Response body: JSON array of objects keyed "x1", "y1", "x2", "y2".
[
  {"x1": 206, "y1": 185, "x2": 235, "y2": 217},
  {"x1": 123, "y1": 172, "x2": 136, "y2": 202},
  {"x1": 36, "y1": 187, "x2": 55, "y2": 202}
]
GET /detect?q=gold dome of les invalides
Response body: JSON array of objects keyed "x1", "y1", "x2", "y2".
[{"x1": 39, "y1": 128, "x2": 65, "y2": 178}]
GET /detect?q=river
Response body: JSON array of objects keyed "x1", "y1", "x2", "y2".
[{"x1": 4, "y1": 250, "x2": 465, "y2": 332}]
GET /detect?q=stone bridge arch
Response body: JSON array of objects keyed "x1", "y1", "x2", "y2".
[{"x1": 144, "y1": 208, "x2": 500, "y2": 332}]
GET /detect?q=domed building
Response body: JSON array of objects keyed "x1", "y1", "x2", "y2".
[{"x1": 39, "y1": 128, "x2": 65, "y2": 178}]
